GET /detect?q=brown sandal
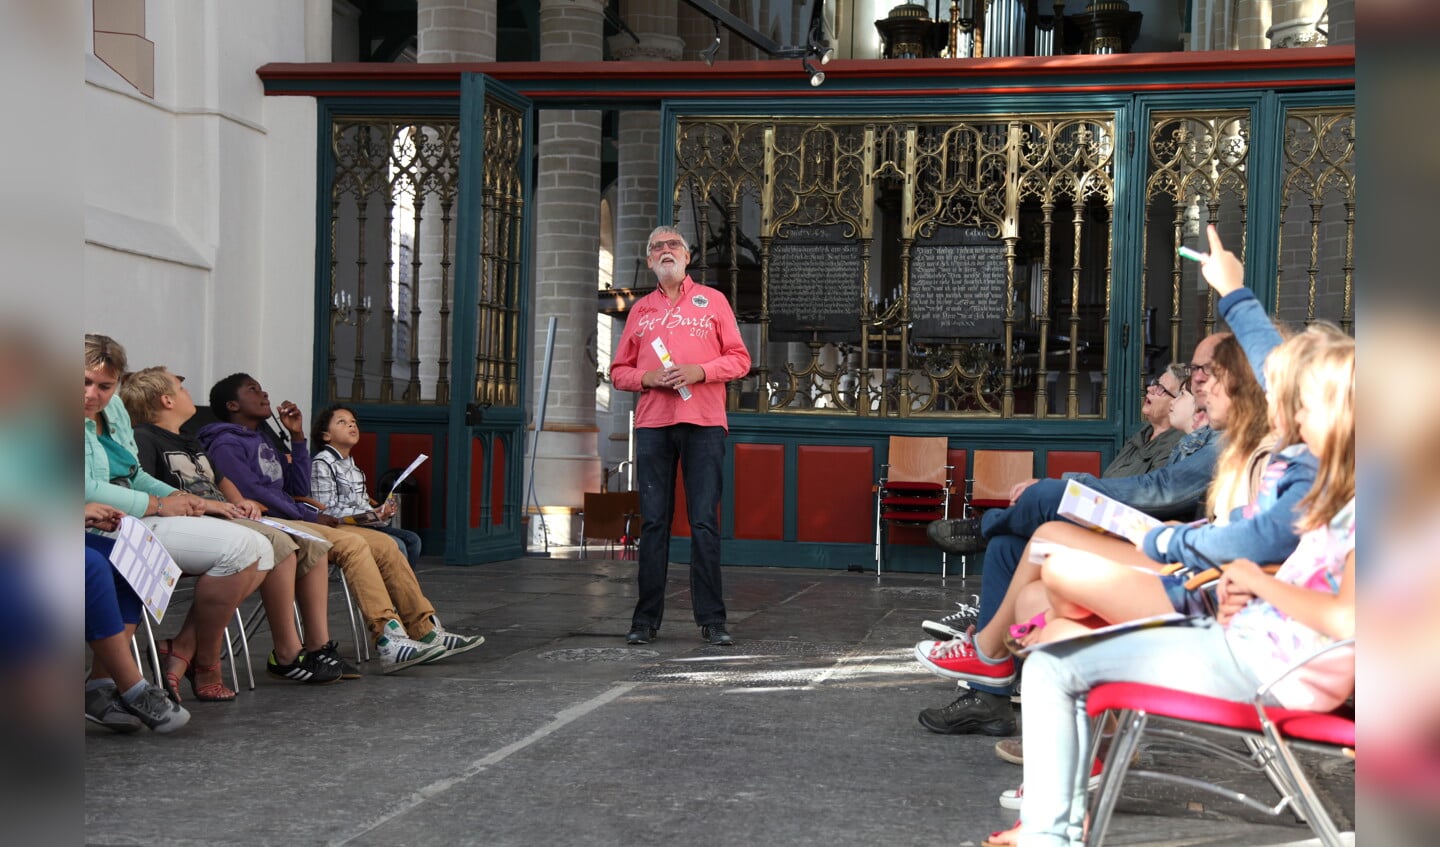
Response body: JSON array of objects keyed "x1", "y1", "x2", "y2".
[{"x1": 186, "y1": 661, "x2": 237, "y2": 702}]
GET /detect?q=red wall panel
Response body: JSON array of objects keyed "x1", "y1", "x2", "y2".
[
  {"x1": 796, "y1": 445, "x2": 873, "y2": 544},
  {"x1": 1047, "y1": 450, "x2": 1102, "y2": 479},
  {"x1": 389, "y1": 434, "x2": 434, "y2": 529},
  {"x1": 470, "y1": 437, "x2": 486, "y2": 528},
  {"x1": 732, "y1": 443, "x2": 784, "y2": 540},
  {"x1": 490, "y1": 435, "x2": 507, "y2": 526}
]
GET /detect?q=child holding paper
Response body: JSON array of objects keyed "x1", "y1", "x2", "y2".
[{"x1": 310, "y1": 405, "x2": 423, "y2": 565}]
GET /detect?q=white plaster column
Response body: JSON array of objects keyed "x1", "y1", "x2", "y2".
[
  {"x1": 417, "y1": 0, "x2": 497, "y2": 62},
  {"x1": 529, "y1": 0, "x2": 606, "y2": 544},
  {"x1": 408, "y1": 3, "x2": 497, "y2": 403}
]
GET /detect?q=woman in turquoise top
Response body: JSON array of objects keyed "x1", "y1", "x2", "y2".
[{"x1": 85, "y1": 334, "x2": 269, "y2": 702}]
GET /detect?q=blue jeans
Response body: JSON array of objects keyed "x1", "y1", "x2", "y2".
[
  {"x1": 969, "y1": 533, "x2": 1026, "y2": 698},
  {"x1": 372, "y1": 524, "x2": 423, "y2": 564},
  {"x1": 1016, "y1": 620, "x2": 1262, "y2": 846},
  {"x1": 84, "y1": 534, "x2": 142, "y2": 643},
  {"x1": 633, "y1": 425, "x2": 727, "y2": 629}
]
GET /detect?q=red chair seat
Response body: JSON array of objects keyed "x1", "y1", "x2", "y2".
[
  {"x1": 881, "y1": 495, "x2": 947, "y2": 508},
  {"x1": 1086, "y1": 682, "x2": 1354, "y2": 748}
]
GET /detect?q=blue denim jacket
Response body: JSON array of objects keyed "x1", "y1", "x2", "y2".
[
  {"x1": 1141, "y1": 444, "x2": 1317, "y2": 569},
  {"x1": 1137, "y1": 288, "x2": 1309, "y2": 569},
  {"x1": 980, "y1": 426, "x2": 1221, "y2": 540}
]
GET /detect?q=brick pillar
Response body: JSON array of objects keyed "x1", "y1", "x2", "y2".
[
  {"x1": 417, "y1": 0, "x2": 497, "y2": 62},
  {"x1": 529, "y1": 0, "x2": 605, "y2": 545}
]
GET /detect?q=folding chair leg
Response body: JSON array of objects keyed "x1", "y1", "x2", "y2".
[
  {"x1": 1260, "y1": 723, "x2": 1346, "y2": 846},
  {"x1": 334, "y1": 565, "x2": 367, "y2": 663},
  {"x1": 139, "y1": 614, "x2": 163, "y2": 686},
  {"x1": 233, "y1": 608, "x2": 255, "y2": 690},
  {"x1": 222, "y1": 628, "x2": 241, "y2": 693},
  {"x1": 1088, "y1": 709, "x2": 1147, "y2": 847}
]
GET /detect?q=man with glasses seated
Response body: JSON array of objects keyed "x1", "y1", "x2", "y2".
[
  {"x1": 916, "y1": 334, "x2": 1229, "y2": 738},
  {"x1": 1100, "y1": 364, "x2": 1188, "y2": 479},
  {"x1": 611, "y1": 225, "x2": 752, "y2": 648}
]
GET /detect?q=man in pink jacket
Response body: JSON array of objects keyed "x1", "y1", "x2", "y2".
[{"x1": 611, "y1": 225, "x2": 752, "y2": 647}]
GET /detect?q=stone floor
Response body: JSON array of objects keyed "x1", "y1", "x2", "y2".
[{"x1": 84, "y1": 555, "x2": 1353, "y2": 846}]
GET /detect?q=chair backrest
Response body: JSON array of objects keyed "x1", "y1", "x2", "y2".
[
  {"x1": 885, "y1": 436, "x2": 948, "y2": 486},
  {"x1": 971, "y1": 449, "x2": 1033, "y2": 506},
  {"x1": 583, "y1": 491, "x2": 640, "y2": 541}
]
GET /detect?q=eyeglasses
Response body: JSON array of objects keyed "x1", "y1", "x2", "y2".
[
  {"x1": 1145, "y1": 379, "x2": 1176, "y2": 398},
  {"x1": 648, "y1": 239, "x2": 687, "y2": 254},
  {"x1": 1183, "y1": 362, "x2": 1216, "y2": 380}
]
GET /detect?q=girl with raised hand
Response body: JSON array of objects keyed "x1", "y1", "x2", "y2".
[{"x1": 983, "y1": 303, "x2": 1355, "y2": 847}]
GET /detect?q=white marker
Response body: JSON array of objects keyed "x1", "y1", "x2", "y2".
[
  {"x1": 650, "y1": 337, "x2": 692, "y2": 400},
  {"x1": 1177, "y1": 245, "x2": 1207, "y2": 263}
]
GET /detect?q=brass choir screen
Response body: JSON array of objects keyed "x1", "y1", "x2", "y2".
[
  {"x1": 326, "y1": 100, "x2": 525, "y2": 407},
  {"x1": 676, "y1": 107, "x2": 1355, "y2": 419},
  {"x1": 675, "y1": 115, "x2": 1117, "y2": 418},
  {"x1": 1142, "y1": 110, "x2": 1251, "y2": 375},
  {"x1": 1277, "y1": 107, "x2": 1355, "y2": 334}
]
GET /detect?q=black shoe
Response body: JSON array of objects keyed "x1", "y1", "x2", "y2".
[
  {"x1": 917, "y1": 690, "x2": 1017, "y2": 736},
  {"x1": 313, "y1": 640, "x2": 363, "y2": 679},
  {"x1": 701, "y1": 624, "x2": 734, "y2": 646},
  {"x1": 267, "y1": 648, "x2": 344, "y2": 685},
  {"x1": 926, "y1": 519, "x2": 987, "y2": 555},
  {"x1": 626, "y1": 624, "x2": 657, "y2": 645}
]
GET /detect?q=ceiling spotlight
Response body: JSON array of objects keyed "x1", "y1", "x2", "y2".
[
  {"x1": 701, "y1": 36, "x2": 721, "y2": 66},
  {"x1": 701, "y1": 20, "x2": 721, "y2": 66},
  {"x1": 803, "y1": 58, "x2": 825, "y2": 87}
]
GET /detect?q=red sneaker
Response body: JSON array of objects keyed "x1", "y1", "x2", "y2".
[{"x1": 913, "y1": 638, "x2": 1017, "y2": 685}]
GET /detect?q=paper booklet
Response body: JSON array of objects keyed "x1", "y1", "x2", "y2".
[
  {"x1": 108, "y1": 516, "x2": 183, "y2": 623},
  {"x1": 1057, "y1": 479, "x2": 1164, "y2": 545},
  {"x1": 251, "y1": 516, "x2": 329, "y2": 543},
  {"x1": 1013, "y1": 613, "x2": 1193, "y2": 656}
]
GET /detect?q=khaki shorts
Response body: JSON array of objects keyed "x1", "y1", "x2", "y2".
[{"x1": 235, "y1": 518, "x2": 332, "y2": 576}]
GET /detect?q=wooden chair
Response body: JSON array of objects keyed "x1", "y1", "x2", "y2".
[
  {"x1": 874, "y1": 436, "x2": 955, "y2": 576},
  {"x1": 969, "y1": 449, "x2": 1035, "y2": 510},
  {"x1": 580, "y1": 491, "x2": 640, "y2": 559}
]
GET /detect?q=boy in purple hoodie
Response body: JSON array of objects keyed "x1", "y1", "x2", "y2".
[{"x1": 200, "y1": 373, "x2": 483, "y2": 673}]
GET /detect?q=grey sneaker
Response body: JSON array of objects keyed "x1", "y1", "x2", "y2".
[
  {"x1": 120, "y1": 682, "x2": 191, "y2": 734},
  {"x1": 701, "y1": 624, "x2": 734, "y2": 646},
  {"x1": 85, "y1": 684, "x2": 141, "y2": 733}
]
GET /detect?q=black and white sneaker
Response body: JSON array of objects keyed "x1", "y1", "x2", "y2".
[
  {"x1": 921, "y1": 595, "x2": 980, "y2": 641},
  {"x1": 266, "y1": 649, "x2": 343, "y2": 684},
  {"x1": 313, "y1": 640, "x2": 363, "y2": 679}
]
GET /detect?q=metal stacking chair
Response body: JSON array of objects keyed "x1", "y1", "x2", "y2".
[
  {"x1": 579, "y1": 491, "x2": 640, "y2": 559},
  {"x1": 1085, "y1": 639, "x2": 1356, "y2": 847},
  {"x1": 874, "y1": 436, "x2": 954, "y2": 576}
]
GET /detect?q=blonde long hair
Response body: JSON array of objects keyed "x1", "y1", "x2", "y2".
[{"x1": 1264, "y1": 324, "x2": 1355, "y2": 531}]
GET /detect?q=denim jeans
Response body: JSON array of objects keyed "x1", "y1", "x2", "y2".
[
  {"x1": 633, "y1": 424, "x2": 727, "y2": 629},
  {"x1": 969, "y1": 533, "x2": 1026, "y2": 698},
  {"x1": 372, "y1": 524, "x2": 423, "y2": 564},
  {"x1": 1016, "y1": 620, "x2": 1262, "y2": 846}
]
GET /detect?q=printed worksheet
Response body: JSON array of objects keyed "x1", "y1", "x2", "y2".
[{"x1": 108, "y1": 516, "x2": 182, "y2": 623}]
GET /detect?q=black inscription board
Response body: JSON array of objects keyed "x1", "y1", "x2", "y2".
[
  {"x1": 910, "y1": 226, "x2": 1008, "y2": 342},
  {"x1": 767, "y1": 224, "x2": 863, "y2": 341}
]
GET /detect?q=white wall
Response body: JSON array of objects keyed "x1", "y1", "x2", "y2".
[{"x1": 83, "y1": 0, "x2": 318, "y2": 412}]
